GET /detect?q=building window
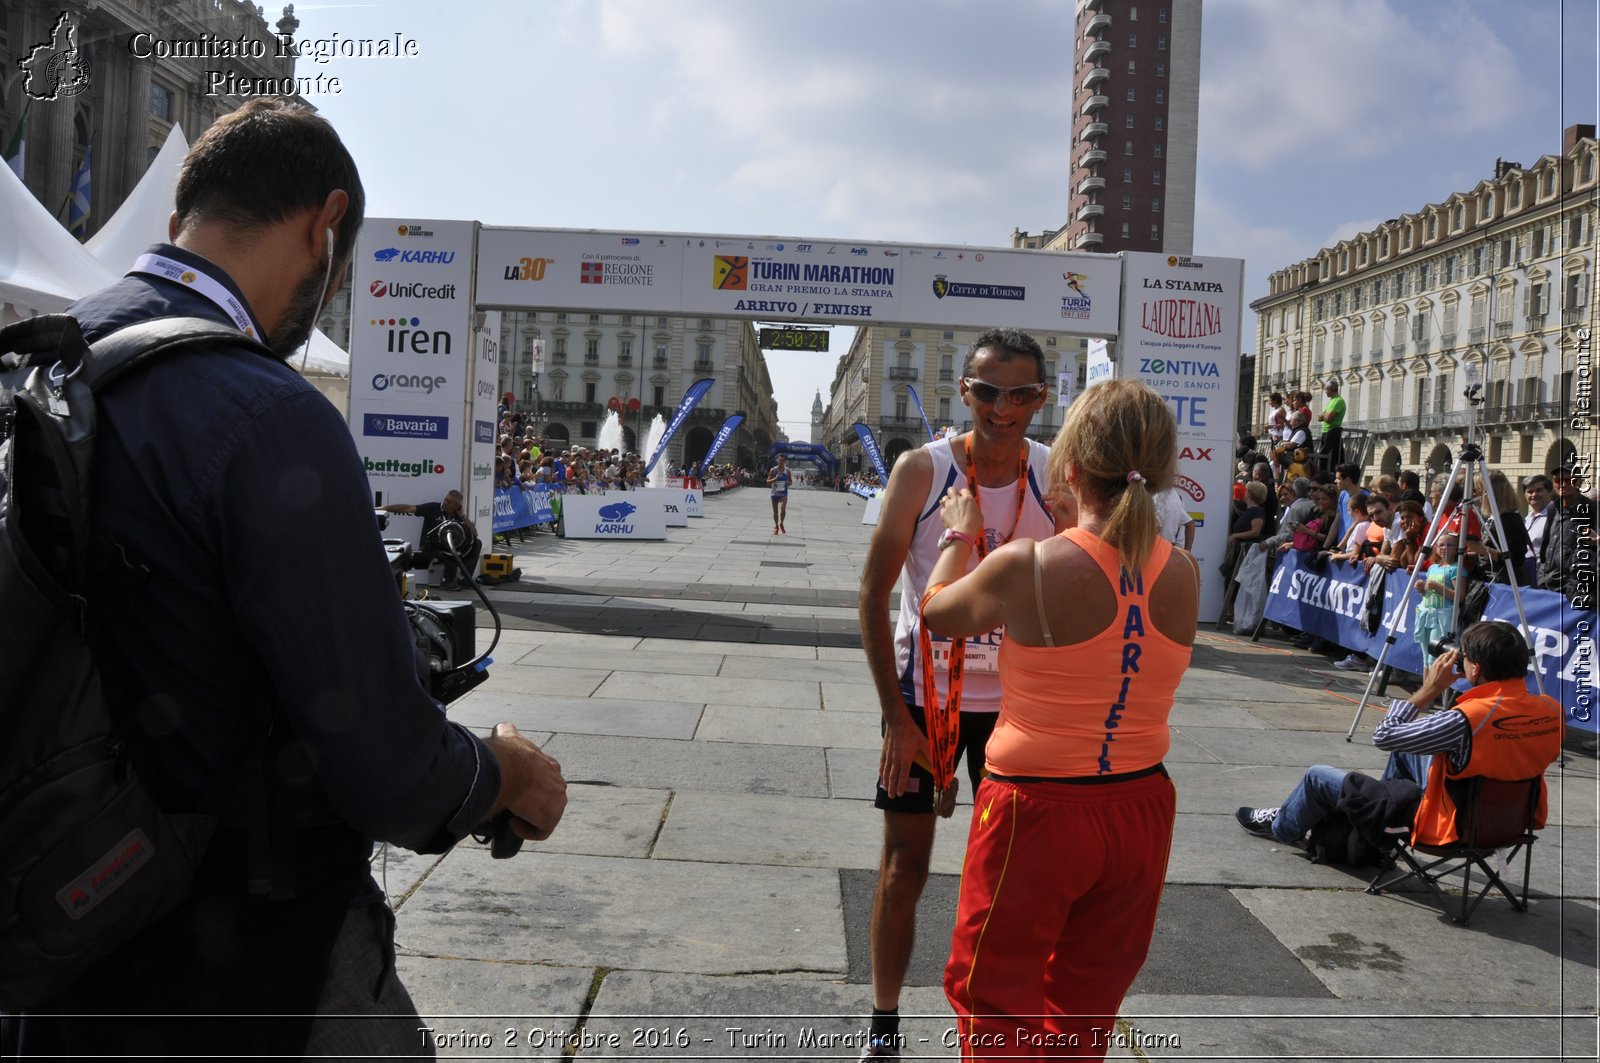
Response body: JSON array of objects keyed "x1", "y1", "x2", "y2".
[
  {"x1": 1128, "y1": 59, "x2": 1136, "y2": 73},
  {"x1": 556, "y1": 313, "x2": 567, "y2": 323},
  {"x1": 149, "y1": 82, "x2": 173, "y2": 121},
  {"x1": 1154, "y1": 117, "x2": 1164, "y2": 131},
  {"x1": 696, "y1": 341, "x2": 712, "y2": 362},
  {"x1": 943, "y1": 330, "x2": 954, "y2": 340},
  {"x1": 1158, "y1": 7, "x2": 1167, "y2": 21},
  {"x1": 1124, "y1": 140, "x2": 1134, "y2": 156},
  {"x1": 653, "y1": 385, "x2": 665, "y2": 406},
  {"x1": 1129, "y1": 5, "x2": 1138, "y2": 19},
  {"x1": 938, "y1": 398, "x2": 951, "y2": 420},
  {"x1": 1126, "y1": 87, "x2": 1136, "y2": 101},
  {"x1": 1124, "y1": 167, "x2": 1133, "y2": 183},
  {"x1": 553, "y1": 336, "x2": 567, "y2": 355},
  {"x1": 619, "y1": 338, "x2": 632, "y2": 361},
  {"x1": 1125, "y1": 114, "x2": 1135, "y2": 129},
  {"x1": 1152, "y1": 196, "x2": 1161, "y2": 213},
  {"x1": 1152, "y1": 169, "x2": 1162, "y2": 185},
  {"x1": 1156, "y1": 62, "x2": 1166, "y2": 77},
  {"x1": 552, "y1": 379, "x2": 565, "y2": 401},
  {"x1": 1151, "y1": 225, "x2": 1160, "y2": 241},
  {"x1": 1156, "y1": 89, "x2": 1165, "y2": 104},
  {"x1": 584, "y1": 382, "x2": 597, "y2": 404},
  {"x1": 1157, "y1": 33, "x2": 1166, "y2": 49},
  {"x1": 1121, "y1": 222, "x2": 1131, "y2": 238},
  {"x1": 1153, "y1": 144, "x2": 1162, "y2": 158},
  {"x1": 1129, "y1": 33, "x2": 1137, "y2": 46},
  {"x1": 1122, "y1": 194, "x2": 1132, "y2": 210},
  {"x1": 585, "y1": 337, "x2": 599, "y2": 359}
]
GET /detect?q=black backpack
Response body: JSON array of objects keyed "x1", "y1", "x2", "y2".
[
  {"x1": 1305, "y1": 811, "x2": 1385, "y2": 868},
  {"x1": 0, "y1": 314, "x2": 276, "y2": 1011}
]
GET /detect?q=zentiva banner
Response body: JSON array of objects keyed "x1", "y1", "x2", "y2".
[
  {"x1": 644, "y1": 378, "x2": 715, "y2": 477},
  {"x1": 699, "y1": 413, "x2": 745, "y2": 476},
  {"x1": 853, "y1": 422, "x2": 888, "y2": 483},
  {"x1": 1261, "y1": 551, "x2": 1597, "y2": 734},
  {"x1": 905, "y1": 384, "x2": 936, "y2": 442}
]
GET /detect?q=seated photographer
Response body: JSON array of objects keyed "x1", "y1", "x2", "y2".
[
  {"x1": 379, "y1": 489, "x2": 482, "y2": 590},
  {"x1": 1236, "y1": 621, "x2": 1563, "y2": 848}
]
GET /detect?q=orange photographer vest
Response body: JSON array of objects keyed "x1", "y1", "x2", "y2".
[{"x1": 1411, "y1": 679, "x2": 1564, "y2": 847}]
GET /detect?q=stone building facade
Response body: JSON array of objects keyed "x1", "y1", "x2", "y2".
[{"x1": 1248, "y1": 126, "x2": 1597, "y2": 485}]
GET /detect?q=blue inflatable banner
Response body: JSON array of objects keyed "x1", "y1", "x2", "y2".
[
  {"x1": 852, "y1": 422, "x2": 888, "y2": 484},
  {"x1": 905, "y1": 384, "x2": 936, "y2": 442},
  {"x1": 1261, "y1": 551, "x2": 1598, "y2": 733},
  {"x1": 492, "y1": 483, "x2": 557, "y2": 533},
  {"x1": 645, "y1": 378, "x2": 715, "y2": 477},
  {"x1": 699, "y1": 413, "x2": 744, "y2": 476}
]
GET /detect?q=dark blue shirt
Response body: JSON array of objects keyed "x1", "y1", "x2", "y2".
[{"x1": 70, "y1": 244, "x2": 499, "y2": 855}]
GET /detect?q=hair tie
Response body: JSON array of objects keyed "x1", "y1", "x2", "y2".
[{"x1": 1126, "y1": 470, "x2": 1146, "y2": 485}]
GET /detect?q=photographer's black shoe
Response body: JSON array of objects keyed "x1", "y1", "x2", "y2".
[
  {"x1": 1236, "y1": 806, "x2": 1279, "y2": 840},
  {"x1": 440, "y1": 580, "x2": 463, "y2": 591}
]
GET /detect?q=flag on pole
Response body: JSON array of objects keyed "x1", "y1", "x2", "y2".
[
  {"x1": 3, "y1": 104, "x2": 28, "y2": 180},
  {"x1": 66, "y1": 143, "x2": 91, "y2": 238},
  {"x1": 643, "y1": 378, "x2": 715, "y2": 477},
  {"x1": 698, "y1": 413, "x2": 745, "y2": 476},
  {"x1": 852, "y1": 422, "x2": 889, "y2": 484},
  {"x1": 905, "y1": 384, "x2": 936, "y2": 442}
]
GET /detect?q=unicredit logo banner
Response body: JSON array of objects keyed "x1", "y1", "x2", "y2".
[{"x1": 369, "y1": 279, "x2": 459, "y2": 300}]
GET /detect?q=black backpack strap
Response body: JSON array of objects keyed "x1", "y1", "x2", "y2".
[{"x1": 84, "y1": 315, "x2": 277, "y2": 389}]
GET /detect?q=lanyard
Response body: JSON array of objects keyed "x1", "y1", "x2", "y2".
[
  {"x1": 915, "y1": 437, "x2": 1032, "y2": 810},
  {"x1": 130, "y1": 253, "x2": 263, "y2": 339}
]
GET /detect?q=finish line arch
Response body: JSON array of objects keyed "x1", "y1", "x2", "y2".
[{"x1": 347, "y1": 220, "x2": 1243, "y2": 616}]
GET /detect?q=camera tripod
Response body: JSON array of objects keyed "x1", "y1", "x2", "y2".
[{"x1": 1344, "y1": 386, "x2": 1546, "y2": 741}]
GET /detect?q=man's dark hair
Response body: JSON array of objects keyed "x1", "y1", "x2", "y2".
[
  {"x1": 1458, "y1": 620, "x2": 1530, "y2": 682},
  {"x1": 1523, "y1": 474, "x2": 1553, "y2": 492},
  {"x1": 963, "y1": 328, "x2": 1045, "y2": 381},
  {"x1": 1398, "y1": 469, "x2": 1420, "y2": 490},
  {"x1": 175, "y1": 99, "x2": 366, "y2": 262},
  {"x1": 1336, "y1": 462, "x2": 1361, "y2": 483}
]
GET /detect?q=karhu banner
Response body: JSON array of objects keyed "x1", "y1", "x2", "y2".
[
  {"x1": 644, "y1": 378, "x2": 715, "y2": 477},
  {"x1": 853, "y1": 422, "x2": 888, "y2": 483},
  {"x1": 699, "y1": 413, "x2": 745, "y2": 476}
]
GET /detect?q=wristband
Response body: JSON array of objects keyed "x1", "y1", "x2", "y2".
[{"x1": 938, "y1": 528, "x2": 978, "y2": 552}]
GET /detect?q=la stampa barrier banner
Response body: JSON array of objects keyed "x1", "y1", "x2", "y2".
[
  {"x1": 492, "y1": 483, "x2": 557, "y2": 533},
  {"x1": 1262, "y1": 552, "x2": 1598, "y2": 733}
]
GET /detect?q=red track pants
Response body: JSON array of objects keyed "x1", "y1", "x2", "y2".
[{"x1": 944, "y1": 772, "x2": 1176, "y2": 1061}]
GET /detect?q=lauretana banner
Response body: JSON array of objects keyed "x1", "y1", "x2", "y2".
[
  {"x1": 1261, "y1": 551, "x2": 1598, "y2": 733},
  {"x1": 645, "y1": 378, "x2": 716, "y2": 477},
  {"x1": 492, "y1": 483, "x2": 557, "y2": 533}
]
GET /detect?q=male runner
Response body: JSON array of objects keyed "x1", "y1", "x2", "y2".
[
  {"x1": 768, "y1": 454, "x2": 791, "y2": 534},
  {"x1": 857, "y1": 329, "x2": 1058, "y2": 1057}
]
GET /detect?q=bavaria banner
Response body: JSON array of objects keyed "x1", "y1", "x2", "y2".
[
  {"x1": 905, "y1": 384, "x2": 936, "y2": 442},
  {"x1": 1262, "y1": 552, "x2": 1597, "y2": 734},
  {"x1": 644, "y1": 378, "x2": 715, "y2": 477},
  {"x1": 492, "y1": 483, "x2": 557, "y2": 533},
  {"x1": 853, "y1": 422, "x2": 888, "y2": 484},
  {"x1": 699, "y1": 413, "x2": 745, "y2": 476}
]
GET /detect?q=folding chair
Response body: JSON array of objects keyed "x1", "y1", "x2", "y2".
[{"x1": 1367, "y1": 776, "x2": 1541, "y2": 926}]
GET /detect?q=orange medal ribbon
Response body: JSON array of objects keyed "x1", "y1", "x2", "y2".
[{"x1": 916, "y1": 438, "x2": 1030, "y2": 805}]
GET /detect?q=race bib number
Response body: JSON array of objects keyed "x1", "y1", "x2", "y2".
[{"x1": 929, "y1": 627, "x2": 1004, "y2": 673}]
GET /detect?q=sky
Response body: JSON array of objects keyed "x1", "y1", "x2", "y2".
[{"x1": 291, "y1": 0, "x2": 1598, "y2": 442}]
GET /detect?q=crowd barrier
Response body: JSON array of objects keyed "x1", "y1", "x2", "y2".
[
  {"x1": 848, "y1": 484, "x2": 879, "y2": 499},
  {"x1": 1261, "y1": 551, "x2": 1598, "y2": 734},
  {"x1": 492, "y1": 483, "x2": 558, "y2": 533}
]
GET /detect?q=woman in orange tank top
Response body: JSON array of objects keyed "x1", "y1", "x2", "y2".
[{"x1": 921, "y1": 379, "x2": 1199, "y2": 1062}]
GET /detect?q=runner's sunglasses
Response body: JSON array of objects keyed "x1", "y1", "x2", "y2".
[{"x1": 962, "y1": 378, "x2": 1048, "y2": 405}]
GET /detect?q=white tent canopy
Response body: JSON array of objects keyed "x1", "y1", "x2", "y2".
[{"x1": 3, "y1": 124, "x2": 350, "y2": 376}]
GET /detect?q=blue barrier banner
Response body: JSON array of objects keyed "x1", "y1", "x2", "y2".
[
  {"x1": 492, "y1": 483, "x2": 557, "y2": 533},
  {"x1": 644, "y1": 378, "x2": 715, "y2": 477},
  {"x1": 698, "y1": 413, "x2": 744, "y2": 476},
  {"x1": 852, "y1": 422, "x2": 888, "y2": 484},
  {"x1": 1261, "y1": 551, "x2": 1598, "y2": 733}
]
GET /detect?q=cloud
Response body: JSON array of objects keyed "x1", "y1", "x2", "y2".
[{"x1": 1204, "y1": 0, "x2": 1525, "y2": 171}]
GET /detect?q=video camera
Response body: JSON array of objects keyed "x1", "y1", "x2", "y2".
[{"x1": 379, "y1": 509, "x2": 518, "y2": 856}]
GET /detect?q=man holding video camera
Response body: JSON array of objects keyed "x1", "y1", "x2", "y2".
[
  {"x1": 6, "y1": 100, "x2": 566, "y2": 1059},
  {"x1": 1235, "y1": 621, "x2": 1563, "y2": 848},
  {"x1": 380, "y1": 489, "x2": 483, "y2": 590}
]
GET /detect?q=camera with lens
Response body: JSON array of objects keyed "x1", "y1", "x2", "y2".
[
  {"x1": 1425, "y1": 636, "x2": 1461, "y2": 669},
  {"x1": 379, "y1": 517, "x2": 486, "y2": 705}
]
